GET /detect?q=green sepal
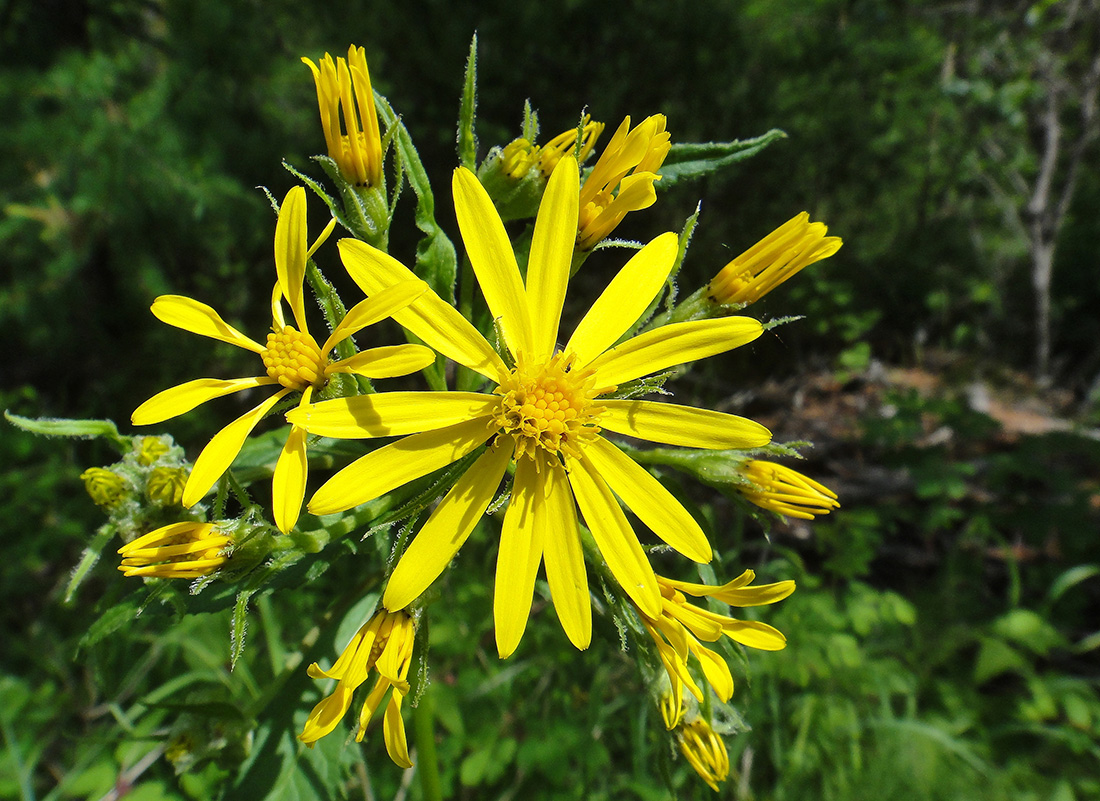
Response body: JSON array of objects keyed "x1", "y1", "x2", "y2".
[
  {"x1": 458, "y1": 34, "x2": 479, "y2": 170},
  {"x1": 657, "y1": 129, "x2": 788, "y2": 188},
  {"x1": 5, "y1": 410, "x2": 128, "y2": 452}
]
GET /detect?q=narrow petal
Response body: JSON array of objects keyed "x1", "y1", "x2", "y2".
[
  {"x1": 565, "y1": 232, "x2": 678, "y2": 366},
  {"x1": 298, "y1": 683, "x2": 354, "y2": 744},
  {"x1": 151, "y1": 295, "x2": 265, "y2": 354},
  {"x1": 132, "y1": 376, "x2": 277, "y2": 425},
  {"x1": 690, "y1": 643, "x2": 735, "y2": 702},
  {"x1": 383, "y1": 693, "x2": 414, "y2": 769},
  {"x1": 566, "y1": 454, "x2": 661, "y2": 618},
  {"x1": 540, "y1": 459, "x2": 592, "y2": 650},
  {"x1": 587, "y1": 317, "x2": 763, "y2": 387},
  {"x1": 601, "y1": 400, "x2": 771, "y2": 449},
  {"x1": 452, "y1": 167, "x2": 533, "y2": 359},
  {"x1": 273, "y1": 419, "x2": 309, "y2": 534},
  {"x1": 494, "y1": 457, "x2": 545, "y2": 658},
  {"x1": 321, "y1": 280, "x2": 428, "y2": 355},
  {"x1": 287, "y1": 392, "x2": 498, "y2": 439},
  {"x1": 340, "y1": 239, "x2": 506, "y2": 379},
  {"x1": 275, "y1": 186, "x2": 309, "y2": 332},
  {"x1": 383, "y1": 442, "x2": 513, "y2": 611},
  {"x1": 329, "y1": 344, "x2": 436, "y2": 379},
  {"x1": 183, "y1": 389, "x2": 292, "y2": 507},
  {"x1": 584, "y1": 436, "x2": 711, "y2": 563},
  {"x1": 723, "y1": 619, "x2": 788, "y2": 651},
  {"x1": 526, "y1": 157, "x2": 579, "y2": 361},
  {"x1": 308, "y1": 417, "x2": 495, "y2": 515}
]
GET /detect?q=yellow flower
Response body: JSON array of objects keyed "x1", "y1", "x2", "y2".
[
  {"x1": 299, "y1": 608, "x2": 415, "y2": 769},
  {"x1": 499, "y1": 138, "x2": 541, "y2": 180},
  {"x1": 536, "y1": 115, "x2": 604, "y2": 177},
  {"x1": 287, "y1": 156, "x2": 771, "y2": 658},
  {"x1": 81, "y1": 467, "x2": 127, "y2": 508},
  {"x1": 131, "y1": 186, "x2": 433, "y2": 533},
  {"x1": 576, "y1": 114, "x2": 671, "y2": 250},
  {"x1": 118, "y1": 521, "x2": 231, "y2": 579},
  {"x1": 740, "y1": 460, "x2": 839, "y2": 519},
  {"x1": 639, "y1": 571, "x2": 793, "y2": 728},
  {"x1": 137, "y1": 436, "x2": 170, "y2": 466},
  {"x1": 708, "y1": 212, "x2": 842, "y2": 305},
  {"x1": 146, "y1": 466, "x2": 188, "y2": 506},
  {"x1": 678, "y1": 714, "x2": 730, "y2": 792},
  {"x1": 302, "y1": 45, "x2": 383, "y2": 189}
]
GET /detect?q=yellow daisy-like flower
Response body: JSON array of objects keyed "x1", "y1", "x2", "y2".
[
  {"x1": 287, "y1": 156, "x2": 771, "y2": 657},
  {"x1": 302, "y1": 45, "x2": 383, "y2": 189},
  {"x1": 739, "y1": 460, "x2": 840, "y2": 519},
  {"x1": 677, "y1": 714, "x2": 730, "y2": 792},
  {"x1": 708, "y1": 212, "x2": 842, "y2": 306},
  {"x1": 131, "y1": 186, "x2": 433, "y2": 533},
  {"x1": 299, "y1": 608, "x2": 415, "y2": 769},
  {"x1": 640, "y1": 571, "x2": 793, "y2": 729},
  {"x1": 118, "y1": 521, "x2": 231, "y2": 579},
  {"x1": 577, "y1": 114, "x2": 671, "y2": 250}
]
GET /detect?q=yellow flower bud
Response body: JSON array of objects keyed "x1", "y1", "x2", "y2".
[{"x1": 81, "y1": 467, "x2": 128, "y2": 508}]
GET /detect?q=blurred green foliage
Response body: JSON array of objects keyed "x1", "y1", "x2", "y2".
[{"x1": 3, "y1": 0, "x2": 1100, "y2": 799}]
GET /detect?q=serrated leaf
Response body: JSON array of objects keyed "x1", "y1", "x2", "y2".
[
  {"x1": 64, "y1": 525, "x2": 116, "y2": 605},
  {"x1": 230, "y1": 589, "x2": 256, "y2": 670},
  {"x1": 658, "y1": 129, "x2": 788, "y2": 188}
]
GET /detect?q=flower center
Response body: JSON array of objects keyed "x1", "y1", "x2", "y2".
[
  {"x1": 262, "y1": 326, "x2": 326, "y2": 391},
  {"x1": 492, "y1": 352, "x2": 605, "y2": 462}
]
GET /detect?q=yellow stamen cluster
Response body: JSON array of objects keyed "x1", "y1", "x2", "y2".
[
  {"x1": 81, "y1": 467, "x2": 127, "y2": 508},
  {"x1": 146, "y1": 466, "x2": 188, "y2": 506},
  {"x1": 739, "y1": 460, "x2": 840, "y2": 519},
  {"x1": 118, "y1": 522, "x2": 231, "y2": 579},
  {"x1": 492, "y1": 352, "x2": 605, "y2": 462},
  {"x1": 500, "y1": 139, "x2": 540, "y2": 180},
  {"x1": 677, "y1": 716, "x2": 730, "y2": 792},
  {"x1": 708, "y1": 212, "x2": 842, "y2": 306},
  {"x1": 302, "y1": 45, "x2": 383, "y2": 188},
  {"x1": 137, "y1": 436, "x2": 170, "y2": 466},
  {"x1": 262, "y1": 326, "x2": 326, "y2": 391}
]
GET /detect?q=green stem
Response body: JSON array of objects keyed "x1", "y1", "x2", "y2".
[{"x1": 413, "y1": 686, "x2": 443, "y2": 801}]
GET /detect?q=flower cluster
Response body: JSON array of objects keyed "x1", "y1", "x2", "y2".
[{"x1": 77, "y1": 42, "x2": 844, "y2": 787}]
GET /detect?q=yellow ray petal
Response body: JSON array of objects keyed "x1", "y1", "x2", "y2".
[
  {"x1": 151, "y1": 295, "x2": 265, "y2": 354},
  {"x1": 383, "y1": 442, "x2": 513, "y2": 611},
  {"x1": 722, "y1": 619, "x2": 788, "y2": 651},
  {"x1": 601, "y1": 400, "x2": 772, "y2": 449},
  {"x1": 584, "y1": 437, "x2": 711, "y2": 563},
  {"x1": 132, "y1": 376, "x2": 278, "y2": 425},
  {"x1": 321, "y1": 280, "x2": 428, "y2": 355},
  {"x1": 567, "y1": 454, "x2": 661, "y2": 618},
  {"x1": 273, "y1": 418, "x2": 309, "y2": 535},
  {"x1": 182, "y1": 388, "x2": 292, "y2": 507},
  {"x1": 339, "y1": 239, "x2": 506, "y2": 379},
  {"x1": 690, "y1": 642, "x2": 735, "y2": 702},
  {"x1": 664, "y1": 572, "x2": 796, "y2": 607},
  {"x1": 540, "y1": 459, "x2": 592, "y2": 650},
  {"x1": 526, "y1": 156, "x2": 579, "y2": 361},
  {"x1": 383, "y1": 693, "x2": 414, "y2": 769},
  {"x1": 275, "y1": 186, "x2": 309, "y2": 333},
  {"x1": 452, "y1": 166, "x2": 533, "y2": 359},
  {"x1": 308, "y1": 416, "x2": 496, "y2": 515},
  {"x1": 587, "y1": 317, "x2": 763, "y2": 387},
  {"x1": 565, "y1": 232, "x2": 679, "y2": 366},
  {"x1": 494, "y1": 457, "x2": 545, "y2": 658},
  {"x1": 328, "y1": 344, "x2": 436, "y2": 379},
  {"x1": 287, "y1": 392, "x2": 498, "y2": 439},
  {"x1": 298, "y1": 683, "x2": 354, "y2": 744}
]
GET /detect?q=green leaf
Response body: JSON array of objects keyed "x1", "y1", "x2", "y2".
[
  {"x1": 1047, "y1": 564, "x2": 1100, "y2": 609},
  {"x1": 458, "y1": 34, "x2": 479, "y2": 170},
  {"x1": 657, "y1": 129, "x2": 788, "y2": 188},
  {"x1": 64, "y1": 524, "x2": 116, "y2": 605},
  {"x1": 974, "y1": 636, "x2": 1029, "y2": 683},
  {"x1": 4, "y1": 410, "x2": 126, "y2": 450},
  {"x1": 230, "y1": 589, "x2": 256, "y2": 670}
]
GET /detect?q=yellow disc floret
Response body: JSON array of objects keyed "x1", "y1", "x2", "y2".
[
  {"x1": 492, "y1": 352, "x2": 606, "y2": 462},
  {"x1": 262, "y1": 326, "x2": 326, "y2": 391}
]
